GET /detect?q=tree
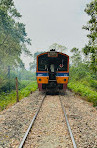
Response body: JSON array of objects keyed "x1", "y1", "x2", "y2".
[
  {"x1": 83, "y1": 0, "x2": 97, "y2": 73},
  {"x1": 29, "y1": 51, "x2": 43, "y2": 71},
  {"x1": 0, "y1": 0, "x2": 32, "y2": 69},
  {"x1": 0, "y1": 0, "x2": 32, "y2": 92},
  {"x1": 70, "y1": 47, "x2": 82, "y2": 67},
  {"x1": 49, "y1": 43, "x2": 67, "y2": 53}
]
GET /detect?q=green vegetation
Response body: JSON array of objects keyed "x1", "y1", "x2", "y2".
[
  {"x1": 0, "y1": 0, "x2": 32, "y2": 93},
  {"x1": 0, "y1": 0, "x2": 97, "y2": 110},
  {"x1": 82, "y1": 0, "x2": 97, "y2": 73},
  {"x1": 68, "y1": 0, "x2": 97, "y2": 107},
  {"x1": 0, "y1": 81, "x2": 37, "y2": 111},
  {"x1": 68, "y1": 81, "x2": 97, "y2": 107},
  {"x1": 0, "y1": 69, "x2": 36, "y2": 92},
  {"x1": 0, "y1": 0, "x2": 37, "y2": 111},
  {"x1": 0, "y1": 0, "x2": 31, "y2": 69},
  {"x1": 0, "y1": 69, "x2": 37, "y2": 111},
  {"x1": 68, "y1": 64, "x2": 97, "y2": 106}
]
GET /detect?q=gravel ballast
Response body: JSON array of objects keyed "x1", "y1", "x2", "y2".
[
  {"x1": 0, "y1": 91, "x2": 44, "y2": 148},
  {"x1": 0, "y1": 90, "x2": 97, "y2": 148},
  {"x1": 62, "y1": 90, "x2": 97, "y2": 148},
  {"x1": 24, "y1": 95, "x2": 73, "y2": 148}
]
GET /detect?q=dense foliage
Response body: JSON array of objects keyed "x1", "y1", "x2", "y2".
[
  {"x1": 0, "y1": 69, "x2": 36, "y2": 92},
  {"x1": 68, "y1": 0, "x2": 97, "y2": 107},
  {"x1": 68, "y1": 64, "x2": 97, "y2": 106},
  {"x1": 68, "y1": 46, "x2": 97, "y2": 106},
  {"x1": 83, "y1": 0, "x2": 97, "y2": 73},
  {"x1": 0, "y1": 0, "x2": 33, "y2": 93},
  {"x1": 0, "y1": 81, "x2": 37, "y2": 111},
  {"x1": 0, "y1": 0, "x2": 31, "y2": 68}
]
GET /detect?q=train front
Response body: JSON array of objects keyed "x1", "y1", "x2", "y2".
[{"x1": 36, "y1": 50, "x2": 69, "y2": 93}]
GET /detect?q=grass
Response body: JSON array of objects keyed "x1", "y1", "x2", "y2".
[
  {"x1": 68, "y1": 64, "x2": 97, "y2": 107},
  {"x1": 68, "y1": 81, "x2": 97, "y2": 107},
  {"x1": 0, "y1": 81, "x2": 38, "y2": 111}
]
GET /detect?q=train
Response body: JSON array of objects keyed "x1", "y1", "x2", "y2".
[{"x1": 36, "y1": 49, "x2": 69, "y2": 94}]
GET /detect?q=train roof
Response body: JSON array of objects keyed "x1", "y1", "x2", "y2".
[{"x1": 37, "y1": 51, "x2": 69, "y2": 58}]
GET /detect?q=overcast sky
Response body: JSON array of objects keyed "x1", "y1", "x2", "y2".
[{"x1": 14, "y1": 0, "x2": 91, "y2": 68}]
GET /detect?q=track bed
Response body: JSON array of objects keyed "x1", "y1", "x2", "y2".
[
  {"x1": 0, "y1": 90, "x2": 97, "y2": 148},
  {"x1": 24, "y1": 95, "x2": 73, "y2": 148}
]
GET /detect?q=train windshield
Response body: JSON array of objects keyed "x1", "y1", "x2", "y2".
[
  {"x1": 38, "y1": 54, "x2": 48, "y2": 71},
  {"x1": 38, "y1": 53, "x2": 68, "y2": 71}
]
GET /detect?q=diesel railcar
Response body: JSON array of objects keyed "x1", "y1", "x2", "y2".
[{"x1": 36, "y1": 49, "x2": 69, "y2": 93}]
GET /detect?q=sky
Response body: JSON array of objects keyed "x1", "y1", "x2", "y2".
[{"x1": 13, "y1": 0, "x2": 91, "y2": 68}]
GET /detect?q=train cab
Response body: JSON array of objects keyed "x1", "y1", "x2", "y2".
[{"x1": 36, "y1": 49, "x2": 69, "y2": 93}]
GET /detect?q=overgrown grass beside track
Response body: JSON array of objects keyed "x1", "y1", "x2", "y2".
[
  {"x1": 68, "y1": 65, "x2": 97, "y2": 107},
  {"x1": 0, "y1": 81, "x2": 37, "y2": 111},
  {"x1": 68, "y1": 81, "x2": 97, "y2": 106}
]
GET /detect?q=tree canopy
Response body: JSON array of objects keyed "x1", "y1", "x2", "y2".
[
  {"x1": 70, "y1": 47, "x2": 82, "y2": 67},
  {"x1": 0, "y1": 0, "x2": 31, "y2": 69},
  {"x1": 83, "y1": 0, "x2": 97, "y2": 73},
  {"x1": 49, "y1": 43, "x2": 67, "y2": 53}
]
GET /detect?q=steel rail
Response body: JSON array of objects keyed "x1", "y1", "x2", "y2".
[
  {"x1": 59, "y1": 96, "x2": 77, "y2": 148},
  {"x1": 18, "y1": 94, "x2": 46, "y2": 148}
]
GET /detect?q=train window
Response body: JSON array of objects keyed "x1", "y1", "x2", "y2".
[
  {"x1": 38, "y1": 54, "x2": 48, "y2": 71},
  {"x1": 38, "y1": 53, "x2": 68, "y2": 72},
  {"x1": 57, "y1": 54, "x2": 68, "y2": 71}
]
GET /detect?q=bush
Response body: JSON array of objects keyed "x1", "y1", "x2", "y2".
[
  {"x1": 0, "y1": 81, "x2": 38, "y2": 111},
  {"x1": 68, "y1": 63, "x2": 97, "y2": 107},
  {"x1": 0, "y1": 69, "x2": 36, "y2": 93},
  {"x1": 68, "y1": 81, "x2": 97, "y2": 106}
]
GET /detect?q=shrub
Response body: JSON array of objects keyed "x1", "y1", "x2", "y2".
[
  {"x1": 0, "y1": 81, "x2": 38, "y2": 111},
  {"x1": 68, "y1": 81, "x2": 97, "y2": 107}
]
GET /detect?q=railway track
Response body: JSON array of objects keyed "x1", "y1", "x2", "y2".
[
  {"x1": 59, "y1": 96, "x2": 77, "y2": 148},
  {"x1": 18, "y1": 95, "x2": 77, "y2": 148}
]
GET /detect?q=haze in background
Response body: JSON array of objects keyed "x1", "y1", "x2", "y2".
[{"x1": 13, "y1": 0, "x2": 91, "y2": 68}]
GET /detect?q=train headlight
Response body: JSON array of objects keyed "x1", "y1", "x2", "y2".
[
  {"x1": 64, "y1": 79, "x2": 66, "y2": 81},
  {"x1": 39, "y1": 79, "x2": 41, "y2": 81}
]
